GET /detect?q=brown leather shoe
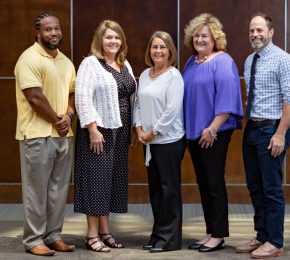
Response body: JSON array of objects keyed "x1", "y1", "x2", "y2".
[
  {"x1": 27, "y1": 244, "x2": 55, "y2": 256},
  {"x1": 250, "y1": 242, "x2": 283, "y2": 259},
  {"x1": 47, "y1": 240, "x2": 75, "y2": 252},
  {"x1": 236, "y1": 238, "x2": 263, "y2": 253}
]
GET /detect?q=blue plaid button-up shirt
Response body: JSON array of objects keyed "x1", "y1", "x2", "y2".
[{"x1": 244, "y1": 42, "x2": 290, "y2": 120}]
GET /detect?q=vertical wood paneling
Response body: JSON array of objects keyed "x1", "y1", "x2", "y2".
[
  {"x1": 0, "y1": 1, "x2": 72, "y2": 200},
  {"x1": 0, "y1": 0, "x2": 289, "y2": 203},
  {"x1": 73, "y1": 0, "x2": 177, "y2": 76},
  {"x1": 179, "y1": 0, "x2": 285, "y2": 73},
  {"x1": 74, "y1": 0, "x2": 178, "y2": 188},
  {"x1": 0, "y1": 0, "x2": 71, "y2": 76},
  {"x1": 0, "y1": 80, "x2": 20, "y2": 182}
]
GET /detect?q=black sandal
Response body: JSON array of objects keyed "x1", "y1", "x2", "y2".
[
  {"x1": 85, "y1": 237, "x2": 110, "y2": 252},
  {"x1": 98, "y1": 233, "x2": 124, "y2": 248}
]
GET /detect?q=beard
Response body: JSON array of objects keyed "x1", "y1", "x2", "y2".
[
  {"x1": 250, "y1": 36, "x2": 269, "y2": 50},
  {"x1": 40, "y1": 37, "x2": 62, "y2": 50}
]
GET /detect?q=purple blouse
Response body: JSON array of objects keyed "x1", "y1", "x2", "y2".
[{"x1": 183, "y1": 52, "x2": 243, "y2": 140}]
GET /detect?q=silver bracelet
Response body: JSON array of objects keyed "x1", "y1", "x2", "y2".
[{"x1": 207, "y1": 127, "x2": 217, "y2": 140}]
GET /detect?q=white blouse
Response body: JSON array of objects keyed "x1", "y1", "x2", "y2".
[
  {"x1": 75, "y1": 55, "x2": 135, "y2": 128},
  {"x1": 134, "y1": 67, "x2": 184, "y2": 165},
  {"x1": 134, "y1": 67, "x2": 184, "y2": 164}
]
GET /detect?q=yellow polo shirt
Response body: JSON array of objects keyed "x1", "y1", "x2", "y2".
[{"x1": 15, "y1": 42, "x2": 75, "y2": 140}]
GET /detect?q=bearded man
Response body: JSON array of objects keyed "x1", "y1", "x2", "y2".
[
  {"x1": 236, "y1": 12, "x2": 290, "y2": 259},
  {"x1": 14, "y1": 12, "x2": 76, "y2": 256}
]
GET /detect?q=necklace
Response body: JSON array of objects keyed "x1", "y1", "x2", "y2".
[
  {"x1": 195, "y1": 55, "x2": 208, "y2": 64},
  {"x1": 149, "y1": 66, "x2": 171, "y2": 78}
]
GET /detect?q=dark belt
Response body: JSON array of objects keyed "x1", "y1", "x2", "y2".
[{"x1": 248, "y1": 119, "x2": 279, "y2": 128}]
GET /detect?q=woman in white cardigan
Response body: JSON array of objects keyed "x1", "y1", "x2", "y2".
[
  {"x1": 134, "y1": 31, "x2": 185, "y2": 253},
  {"x1": 74, "y1": 20, "x2": 136, "y2": 253}
]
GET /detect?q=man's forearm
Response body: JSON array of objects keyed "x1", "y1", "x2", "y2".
[
  {"x1": 23, "y1": 87, "x2": 59, "y2": 124},
  {"x1": 276, "y1": 103, "x2": 290, "y2": 136}
]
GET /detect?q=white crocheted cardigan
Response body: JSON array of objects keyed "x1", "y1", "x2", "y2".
[{"x1": 75, "y1": 56, "x2": 135, "y2": 128}]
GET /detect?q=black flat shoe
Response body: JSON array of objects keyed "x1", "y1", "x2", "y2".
[
  {"x1": 199, "y1": 239, "x2": 225, "y2": 253},
  {"x1": 149, "y1": 247, "x2": 166, "y2": 253},
  {"x1": 188, "y1": 242, "x2": 203, "y2": 250},
  {"x1": 143, "y1": 244, "x2": 153, "y2": 250}
]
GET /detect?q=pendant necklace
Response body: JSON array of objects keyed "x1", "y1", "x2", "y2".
[
  {"x1": 195, "y1": 55, "x2": 208, "y2": 64},
  {"x1": 149, "y1": 66, "x2": 171, "y2": 78}
]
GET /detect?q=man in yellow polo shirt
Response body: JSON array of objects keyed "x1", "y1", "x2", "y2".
[{"x1": 15, "y1": 12, "x2": 76, "y2": 256}]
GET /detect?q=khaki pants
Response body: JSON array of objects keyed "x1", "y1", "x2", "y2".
[{"x1": 19, "y1": 137, "x2": 73, "y2": 250}]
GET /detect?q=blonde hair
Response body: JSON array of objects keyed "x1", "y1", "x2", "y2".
[
  {"x1": 184, "y1": 13, "x2": 227, "y2": 54},
  {"x1": 90, "y1": 20, "x2": 127, "y2": 66},
  {"x1": 145, "y1": 31, "x2": 177, "y2": 67}
]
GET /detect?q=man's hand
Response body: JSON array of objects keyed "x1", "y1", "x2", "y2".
[
  {"x1": 55, "y1": 114, "x2": 71, "y2": 136},
  {"x1": 268, "y1": 132, "x2": 285, "y2": 157}
]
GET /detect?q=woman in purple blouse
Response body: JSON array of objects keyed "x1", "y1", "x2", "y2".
[{"x1": 183, "y1": 13, "x2": 243, "y2": 253}]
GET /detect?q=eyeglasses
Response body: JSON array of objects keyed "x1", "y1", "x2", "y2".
[{"x1": 151, "y1": 45, "x2": 168, "y2": 50}]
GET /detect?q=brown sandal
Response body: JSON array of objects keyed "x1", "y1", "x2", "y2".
[
  {"x1": 85, "y1": 237, "x2": 110, "y2": 252},
  {"x1": 98, "y1": 233, "x2": 124, "y2": 248}
]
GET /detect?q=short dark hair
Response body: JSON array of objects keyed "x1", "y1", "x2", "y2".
[{"x1": 250, "y1": 12, "x2": 273, "y2": 29}]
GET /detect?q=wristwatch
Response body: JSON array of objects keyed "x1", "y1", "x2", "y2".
[
  {"x1": 152, "y1": 126, "x2": 159, "y2": 136},
  {"x1": 67, "y1": 112, "x2": 74, "y2": 122}
]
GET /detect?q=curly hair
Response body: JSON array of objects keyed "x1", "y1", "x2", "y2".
[{"x1": 184, "y1": 13, "x2": 227, "y2": 54}]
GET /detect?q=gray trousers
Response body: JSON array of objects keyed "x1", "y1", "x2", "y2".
[{"x1": 19, "y1": 137, "x2": 73, "y2": 250}]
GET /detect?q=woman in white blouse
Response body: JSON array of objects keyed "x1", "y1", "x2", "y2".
[
  {"x1": 74, "y1": 20, "x2": 136, "y2": 253},
  {"x1": 134, "y1": 31, "x2": 185, "y2": 253}
]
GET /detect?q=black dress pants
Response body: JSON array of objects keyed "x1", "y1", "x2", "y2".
[
  {"x1": 187, "y1": 130, "x2": 233, "y2": 238},
  {"x1": 146, "y1": 138, "x2": 185, "y2": 250}
]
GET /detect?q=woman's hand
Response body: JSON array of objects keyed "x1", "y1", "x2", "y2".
[
  {"x1": 199, "y1": 128, "x2": 216, "y2": 149},
  {"x1": 89, "y1": 129, "x2": 104, "y2": 154},
  {"x1": 142, "y1": 130, "x2": 154, "y2": 144},
  {"x1": 136, "y1": 127, "x2": 146, "y2": 145},
  {"x1": 136, "y1": 127, "x2": 154, "y2": 145}
]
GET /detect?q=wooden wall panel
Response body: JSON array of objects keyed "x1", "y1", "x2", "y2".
[
  {"x1": 74, "y1": 0, "x2": 178, "y2": 188},
  {"x1": 73, "y1": 0, "x2": 177, "y2": 76},
  {"x1": 128, "y1": 145, "x2": 147, "y2": 183},
  {"x1": 181, "y1": 150, "x2": 195, "y2": 183},
  {"x1": 6, "y1": 185, "x2": 290, "y2": 204},
  {"x1": 0, "y1": 0, "x2": 289, "y2": 203},
  {"x1": 225, "y1": 80, "x2": 247, "y2": 183},
  {"x1": 179, "y1": 0, "x2": 285, "y2": 73},
  {"x1": 182, "y1": 79, "x2": 247, "y2": 184},
  {"x1": 0, "y1": 0, "x2": 72, "y2": 202},
  {"x1": 0, "y1": 80, "x2": 20, "y2": 182},
  {"x1": 0, "y1": 0, "x2": 71, "y2": 76}
]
